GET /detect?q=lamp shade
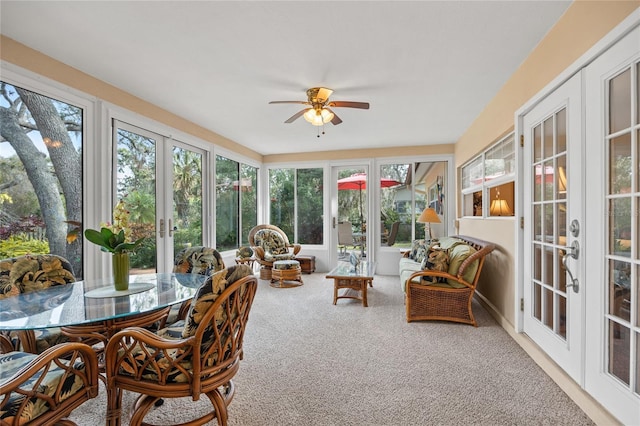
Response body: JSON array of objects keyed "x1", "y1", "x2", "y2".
[
  {"x1": 417, "y1": 207, "x2": 441, "y2": 224},
  {"x1": 490, "y1": 199, "x2": 512, "y2": 216}
]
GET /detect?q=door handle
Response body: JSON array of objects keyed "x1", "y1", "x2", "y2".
[
  {"x1": 562, "y1": 240, "x2": 579, "y2": 293},
  {"x1": 169, "y1": 219, "x2": 177, "y2": 237}
]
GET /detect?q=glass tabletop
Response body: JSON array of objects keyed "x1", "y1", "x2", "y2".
[
  {"x1": 0, "y1": 273, "x2": 207, "y2": 330},
  {"x1": 326, "y1": 261, "x2": 376, "y2": 279}
]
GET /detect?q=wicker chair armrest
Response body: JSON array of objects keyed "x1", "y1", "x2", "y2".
[
  {"x1": 0, "y1": 342, "x2": 99, "y2": 398},
  {"x1": 456, "y1": 243, "x2": 495, "y2": 278},
  {"x1": 407, "y1": 270, "x2": 473, "y2": 290},
  {"x1": 401, "y1": 250, "x2": 410, "y2": 258},
  {"x1": 0, "y1": 333, "x2": 13, "y2": 354},
  {"x1": 290, "y1": 244, "x2": 302, "y2": 255},
  {"x1": 252, "y1": 246, "x2": 265, "y2": 260},
  {"x1": 104, "y1": 326, "x2": 197, "y2": 382}
]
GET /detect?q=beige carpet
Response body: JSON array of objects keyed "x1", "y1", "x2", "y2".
[{"x1": 70, "y1": 272, "x2": 594, "y2": 425}]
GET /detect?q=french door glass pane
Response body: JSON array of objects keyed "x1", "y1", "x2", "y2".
[
  {"x1": 609, "y1": 69, "x2": 631, "y2": 134},
  {"x1": 116, "y1": 128, "x2": 157, "y2": 273},
  {"x1": 172, "y1": 147, "x2": 202, "y2": 257},
  {"x1": 270, "y1": 168, "x2": 295, "y2": 240},
  {"x1": 530, "y1": 108, "x2": 568, "y2": 340}
]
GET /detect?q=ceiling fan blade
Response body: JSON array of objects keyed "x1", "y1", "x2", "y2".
[
  {"x1": 328, "y1": 101, "x2": 370, "y2": 109},
  {"x1": 269, "y1": 100, "x2": 310, "y2": 105},
  {"x1": 284, "y1": 108, "x2": 309, "y2": 123},
  {"x1": 316, "y1": 87, "x2": 333, "y2": 103},
  {"x1": 325, "y1": 108, "x2": 342, "y2": 125}
]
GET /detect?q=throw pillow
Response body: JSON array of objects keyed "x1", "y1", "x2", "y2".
[
  {"x1": 447, "y1": 243, "x2": 479, "y2": 288},
  {"x1": 420, "y1": 245, "x2": 449, "y2": 284}
]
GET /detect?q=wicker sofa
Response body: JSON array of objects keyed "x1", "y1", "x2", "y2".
[{"x1": 400, "y1": 235, "x2": 495, "y2": 326}]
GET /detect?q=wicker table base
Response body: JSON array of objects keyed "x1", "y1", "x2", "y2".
[{"x1": 271, "y1": 266, "x2": 303, "y2": 288}]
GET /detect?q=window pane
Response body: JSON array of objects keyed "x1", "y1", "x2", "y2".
[
  {"x1": 485, "y1": 135, "x2": 515, "y2": 181},
  {"x1": 216, "y1": 155, "x2": 239, "y2": 251},
  {"x1": 609, "y1": 68, "x2": 631, "y2": 134},
  {"x1": 488, "y1": 182, "x2": 514, "y2": 217},
  {"x1": 116, "y1": 128, "x2": 157, "y2": 273},
  {"x1": 461, "y1": 156, "x2": 482, "y2": 190},
  {"x1": 297, "y1": 168, "x2": 323, "y2": 244},
  {"x1": 172, "y1": 147, "x2": 203, "y2": 255},
  {"x1": 380, "y1": 164, "x2": 409, "y2": 245},
  {"x1": 609, "y1": 133, "x2": 632, "y2": 195},
  {"x1": 0, "y1": 82, "x2": 84, "y2": 277},
  {"x1": 240, "y1": 164, "x2": 257, "y2": 246},
  {"x1": 270, "y1": 168, "x2": 295, "y2": 240}
]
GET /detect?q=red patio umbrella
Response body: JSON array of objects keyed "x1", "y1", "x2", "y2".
[{"x1": 337, "y1": 173, "x2": 401, "y2": 233}]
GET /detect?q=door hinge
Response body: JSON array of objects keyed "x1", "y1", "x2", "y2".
[
  {"x1": 520, "y1": 134, "x2": 524, "y2": 147},
  {"x1": 520, "y1": 217, "x2": 524, "y2": 229},
  {"x1": 520, "y1": 298, "x2": 524, "y2": 312}
]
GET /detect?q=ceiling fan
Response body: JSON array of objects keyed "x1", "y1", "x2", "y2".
[{"x1": 269, "y1": 87, "x2": 370, "y2": 127}]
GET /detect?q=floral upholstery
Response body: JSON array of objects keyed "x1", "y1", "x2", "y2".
[
  {"x1": 253, "y1": 229, "x2": 293, "y2": 261},
  {"x1": 407, "y1": 239, "x2": 428, "y2": 263},
  {"x1": 249, "y1": 224, "x2": 302, "y2": 280},
  {"x1": 0, "y1": 343, "x2": 99, "y2": 425},
  {"x1": 173, "y1": 246, "x2": 225, "y2": 276},
  {"x1": 0, "y1": 254, "x2": 75, "y2": 353},
  {"x1": 115, "y1": 264, "x2": 255, "y2": 383},
  {"x1": 163, "y1": 246, "x2": 226, "y2": 326},
  {"x1": 273, "y1": 260, "x2": 300, "y2": 270},
  {"x1": 236, "y1": 246, "x2": 254, "y2": 259}
]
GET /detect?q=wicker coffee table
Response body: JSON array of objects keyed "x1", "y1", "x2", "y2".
[{"x1": 326, "y1": 261, "x2": 376, "y2": 307}]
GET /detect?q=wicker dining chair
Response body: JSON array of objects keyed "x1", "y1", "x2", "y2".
[
  {"x1": 0, "y1": 254, "x2": 76, "y2": 354},
  {"x1": 159, "y1": 246, "x2": 226, "y2": 328},
  {"x1": 104, "y1": 264, "x2": 257, "y2": 426},
  {"x1": 0, "y1": 341, "x2": 100, "y2": 426}
]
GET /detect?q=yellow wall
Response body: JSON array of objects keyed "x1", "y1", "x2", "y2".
[{"x1": 456, "y1": 1, "x2": 638, "y2": 327}]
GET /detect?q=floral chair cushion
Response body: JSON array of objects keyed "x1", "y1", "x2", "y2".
[
  {"x1": 408, "y1": 239, "x2": 428, "y2": 263},
  {"x1": 116, "y1": 264, "x2": 254, "y2": 383},
  {"x1": 0, "y1": 254, "x2": 75, "y2": 353},
  {"x1": 254, "y1": 229, "x2": 292, "y2": 260},
  {"x1": 0, "y1": 351, "x2": 88, "y2": 423},
  {"x1": 0, "y1": 254, "x2": 75, "y2": 300},
  {"x1": 173, "y1": 246, "x2": 225, "y2": 276}
]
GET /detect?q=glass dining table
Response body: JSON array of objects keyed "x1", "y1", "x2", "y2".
[{"x1": 0, "y1": 273, "x2": 207, "y2": 346}]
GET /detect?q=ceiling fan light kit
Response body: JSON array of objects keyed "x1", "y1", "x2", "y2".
[{"x1": 269, "y1": 87, "x2": 369, "y2": 136}]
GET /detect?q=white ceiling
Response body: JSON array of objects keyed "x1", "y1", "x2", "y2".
[{"x1": 0, "y1": 1, "x2": 571, "y2": 156}]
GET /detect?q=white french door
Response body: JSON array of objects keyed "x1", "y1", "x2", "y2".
[
  {"x1": 583, "y1": 25, "x2": 640, "y2": 426},
  {"x1": 522, "y1": 73, "x2": 584, "y2": 383},
  {"x1": 113, "y1": 120, "x2": 207, "y2": 274}
]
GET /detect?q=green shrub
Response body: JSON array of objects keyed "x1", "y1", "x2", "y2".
[{"x1": 0, "y1": 234, "x2": 50, "y2": 258}]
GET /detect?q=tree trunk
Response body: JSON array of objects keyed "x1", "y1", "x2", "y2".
[
  {"x1": 16, "y1": 89, "x2": 83, "y2": 276},
  {"x1": 0, "y1": 107, "x2": 68, "y2": 256}
]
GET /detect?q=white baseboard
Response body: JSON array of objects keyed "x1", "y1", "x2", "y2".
[{"x1": 474, "y1": 292, "x2": 621, "y2": 426}]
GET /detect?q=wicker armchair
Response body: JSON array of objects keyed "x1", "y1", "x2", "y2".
[
  {"x1": 249, "y1": 224, "x2": 301, "y2": 280},
  {"x1": 0, "y1": 254, "x2": 76, "y2": 354},
  {"x1": 405, "y1": 235, "x2": 495, "y2": 326},
  {"x1": 104, "y1": 264, "x2": 257, "y2": 426},
  {"x1": 0, "y1": 341, "x2": 100, "y2": 425}
]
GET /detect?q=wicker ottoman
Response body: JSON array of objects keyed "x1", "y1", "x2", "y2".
[{"x1": 271, "y1": 260, "x2": 303, "y2": 288}]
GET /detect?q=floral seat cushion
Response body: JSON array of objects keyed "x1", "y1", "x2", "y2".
[
  {"x1": 173, "y1": 246, "x2": 225, "y2": 276},
  {"x1": 0, "y1": 254, "x2": 75, "y2": 353},
  {"x1": 0, "y1": 351, "x2": 88, "y2": 423},
  {"x1": 254, "y1": 229, "x2": 293, "y2": 261},
  {"x1": 116, "y1": 264, "x2": 254, "y2": 383}
]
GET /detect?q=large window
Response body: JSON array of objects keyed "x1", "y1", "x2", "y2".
[
  {"x1": 461, "y1": 133, "x2": 515, "y2": 217},
  {"x1": 0, "y1": 81, "x2": 84, "y2": 277},
  {"x1": 216, "y1": 155, "x2": 257, "y2": 251},
  {"x1": 379, "y1": 161, "x2": 446, "y2": 245},
  {"x1": 269, "y1": 167, "x2": 323, "y2": 244}
]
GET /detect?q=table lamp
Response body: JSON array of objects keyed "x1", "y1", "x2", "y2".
[
  {"x1": 417, "y1": 207, "x2": 441, "y2": 241},
  {"x1": 490, "y1": 190, "x2": 512, "y2": 216}
]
